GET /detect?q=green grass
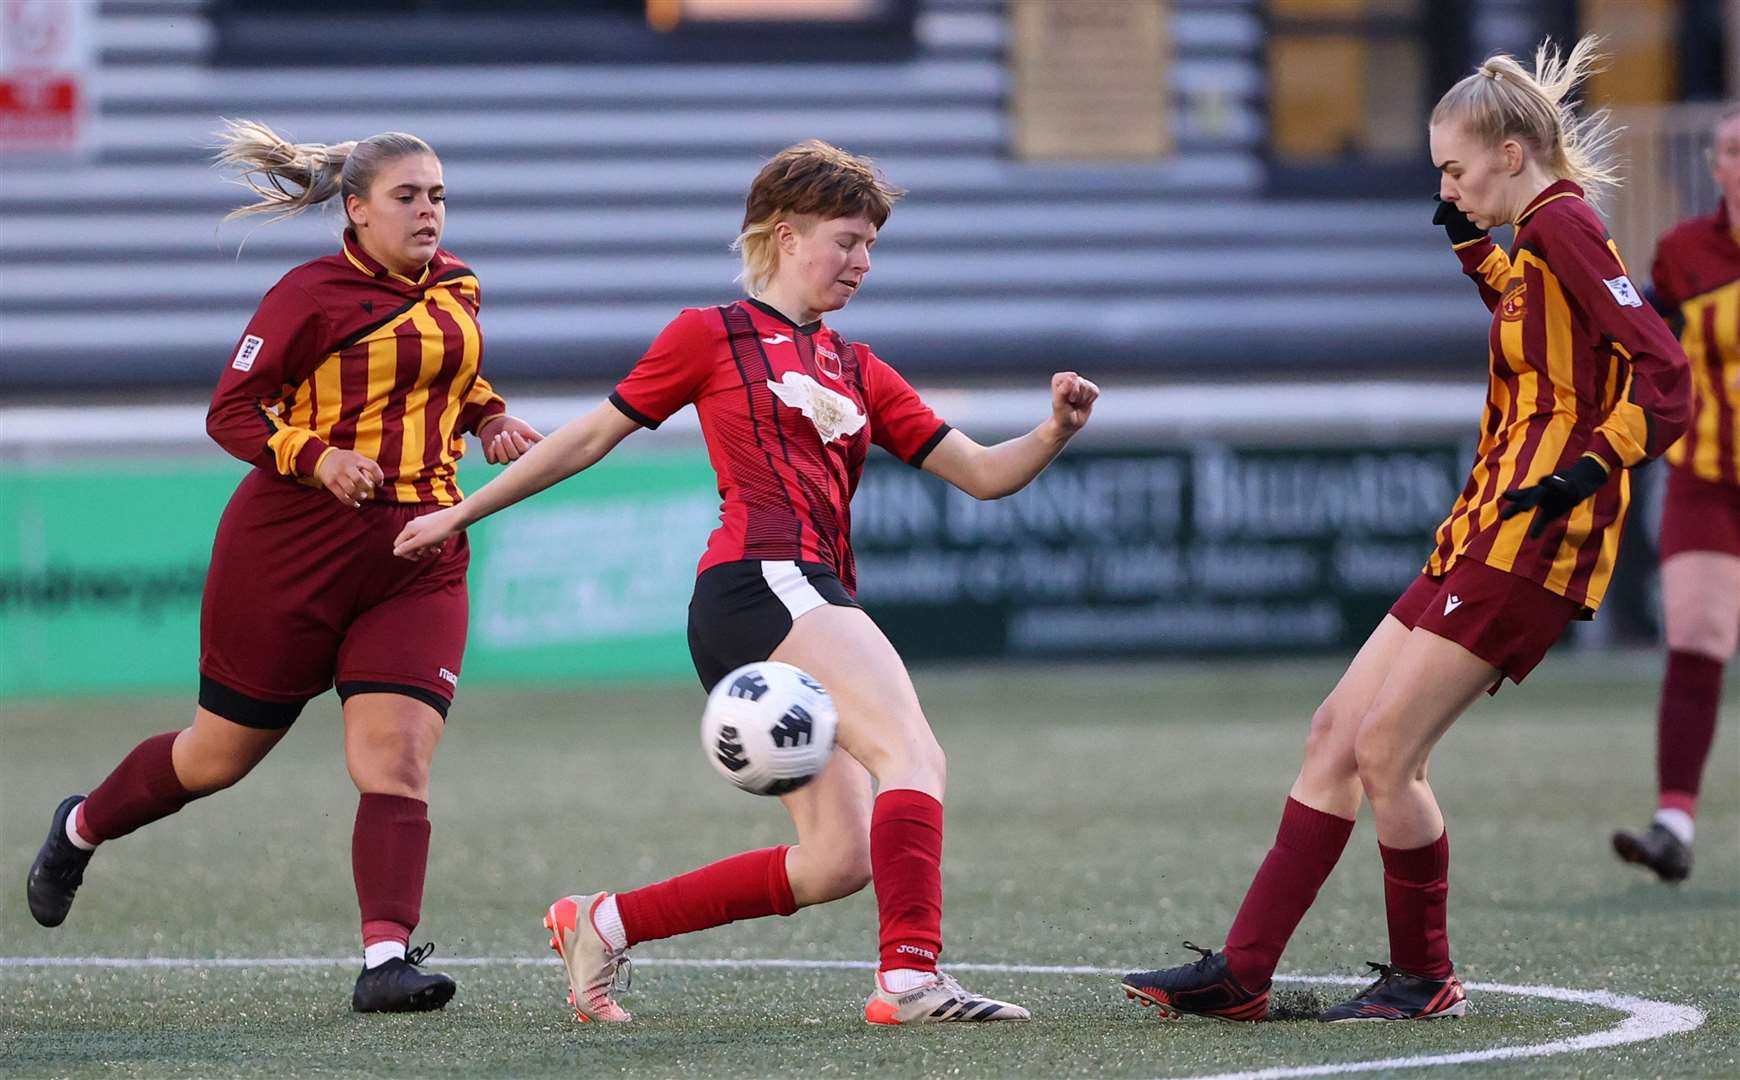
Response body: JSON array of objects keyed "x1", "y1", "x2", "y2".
[{"x1": 2, "y1": 658, "x2": 1735, "y2": 1078}]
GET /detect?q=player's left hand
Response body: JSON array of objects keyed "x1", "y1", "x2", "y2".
[
  {"x1": 1499, "y1": 456, "x2": 1611, "y2": 538},
  {"x1": 481, "y1": 415, "x2": 544, "y2": 464},
  {"x1": 394, "y1": 506, "x2": 462, "y2": 561},
  {"x1": 1051, "y1": 372, "x2": 1099, "y2": 435}
]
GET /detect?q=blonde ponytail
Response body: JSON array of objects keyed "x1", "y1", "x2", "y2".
[
  {"x1": 1431, "y1": 34, "x2": 1622, "y2": 207},
  {"x1": 213, "y1": 119, "x2": 432, "y2": 226}
]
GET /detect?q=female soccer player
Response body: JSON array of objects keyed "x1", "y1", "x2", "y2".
[
  {"x1": 24, "y1": 121, "x2": 542, "y2": 1013},
  {"x1": 1120, "y1": 37, "x2": 1690, "y2": 1023},
  {"x1": 393, "y1": 139, "x2": 1099, "y2": 1025},
  {"x1": 1612, "y1": 103, "x2": 1740, "y2": 884}
]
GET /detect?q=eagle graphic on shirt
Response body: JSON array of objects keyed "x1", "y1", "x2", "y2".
[{"x1": 766, "y1": 371, "x2": 867, "y2": 443}]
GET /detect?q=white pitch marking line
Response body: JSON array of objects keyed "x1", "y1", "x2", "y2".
[{"x1": 0, "y1": 956, "x2": 1704, "y2": 1079}]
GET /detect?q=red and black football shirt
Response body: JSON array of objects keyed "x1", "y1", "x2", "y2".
[{"x1": 611, "y1": 298, "x2": 950, "y2": 593}]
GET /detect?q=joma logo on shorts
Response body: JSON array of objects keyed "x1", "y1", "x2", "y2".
[{"x1": 437, "y1": 668, "x2": 459, "y2": 686}]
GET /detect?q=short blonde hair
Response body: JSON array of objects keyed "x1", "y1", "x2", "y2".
[
  {"x1": 213, "y1": 118, "x2": 434, "y2": 225},
  {"x1": 1430, "y1": 34, "x2": 1620, "y2": 207},
  {"x1": 732, "y1": 140, "x2": 904, "y2": 295}
]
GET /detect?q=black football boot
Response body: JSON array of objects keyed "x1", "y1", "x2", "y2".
[
  {"x1": 352, "y1": 943, "x2": 457, "y2": 1013},
  {"x1": 1121, "y1": 942, "x2": 1270, "y2": 1022}
]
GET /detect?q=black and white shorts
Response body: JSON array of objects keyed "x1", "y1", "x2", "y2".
[{"x1": 687, "y1": 560, "x2": 860, "y2": 690}]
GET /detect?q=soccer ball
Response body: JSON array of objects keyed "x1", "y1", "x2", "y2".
[{"x1": 700, "y1": 661, "x2": 838, "y2": 796}]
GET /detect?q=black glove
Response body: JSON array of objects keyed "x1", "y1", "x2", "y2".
[
  {"x1": 1498, "y1": 456, "x2": 1612, "y2": 537},
  {"x1": 1432, "y1": 196, "x2": 1488, "y2": 246}
]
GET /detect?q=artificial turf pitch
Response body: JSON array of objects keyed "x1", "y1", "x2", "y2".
[{"x1": 2, "y1": 658, "x2": 1734, "y2": 1078}]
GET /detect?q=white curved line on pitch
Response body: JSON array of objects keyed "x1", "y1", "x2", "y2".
[{"x1": 0, "y1": 955, "x2": 1703, "y2": 1079}]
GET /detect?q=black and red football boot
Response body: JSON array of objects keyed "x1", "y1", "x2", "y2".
[
  {"x1": 1317, "y1": 962, "x2": 1466, "y2": 1022},
  {"x1": 1121, "y1": 942, "x2": 1270, "y2": 1022}
]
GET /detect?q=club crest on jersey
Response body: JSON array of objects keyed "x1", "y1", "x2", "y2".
[
  {"x1": 815, "y1": 344, "x2": 843, "y2": 380},
  {"x1": 767, "y1": 371, "x2": 866, "y2": 443},
  {"x1": 1499, "y1": 279, "x2": 1527, "y2": 322}
]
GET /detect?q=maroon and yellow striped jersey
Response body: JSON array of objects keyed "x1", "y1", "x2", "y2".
[
  {"x1": 1652, "y1": 200, "x2": 1740, "y2": 486},
  {"x1": 206, "y1": 231, "x2": 505, "y2": 507},
  {"x1": 1433, "y1": 180, "x2": 1691, "y2": 611}
]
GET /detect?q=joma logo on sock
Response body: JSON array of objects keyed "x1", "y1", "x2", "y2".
[{"x1": 896, "y1": 945, "x2": 936, "y2": 961}]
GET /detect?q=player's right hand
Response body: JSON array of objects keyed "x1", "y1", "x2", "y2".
[
  {"x1": 394, "y1": 507, "x2": 460, "y2": 561},
  {"x1": 316, "y1": 448, "x2": 385, "y2": 508}
]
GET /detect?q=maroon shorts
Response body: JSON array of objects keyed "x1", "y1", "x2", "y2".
[
  {"x1": 1659, "y1": 466, "x2": 1740, "y2": 560},
  {"x1": 198, "y1": 470, "x2": 469, "y2": 728},
  {"x1": 1388, "y1": 557, "x2": 1580, "y2": 691}
]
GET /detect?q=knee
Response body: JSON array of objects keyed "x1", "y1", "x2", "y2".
[
  {"x1": 353, "y1": 752, "x2": 431, "y2": 798},
  {"x1": 173, "y1": 730, "x2": 264, "y2": 794},
  {"x1": 1302, "y1": 699, "x2": 1354, "y2": 771},
  {"x1": 349, "y1": 728, "x2": 437, "y2": 798},
  {"x1": 1352, "y1": 718, "x2": 1405, "y2": 799},
  {"x1": 916, "y1": 736, "x2": 946, "y2": 786},
  {"x1": 178, "y1": 755, "x2": 256, "y2": 795},
  {"x1": 1665, "y1": 607, "x2": 1739, "y2": 660},
  {"x1": 859, "y1": 721, "x2": 946, "y2": 792}
]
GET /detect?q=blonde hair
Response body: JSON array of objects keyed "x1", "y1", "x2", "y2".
[
  {"x1": 732, "y1": 140, "x2": 904, "y2": 296},
  {"x1": 213, "y1": 119, "x2": 435, "y2": 225},
  {"x1": 1430, "y1": 34, "x2": 1621, "y2": 207}
]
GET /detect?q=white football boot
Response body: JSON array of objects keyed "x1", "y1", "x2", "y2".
[
  {"x1": 543, "y1": 892, "x2": 632, "y2": 1023},
  {"x1": 864, "y1": 970, "x2": 1031, "y2": 1024}
]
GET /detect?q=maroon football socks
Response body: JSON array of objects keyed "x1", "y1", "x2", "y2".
[
  {"x1": 1656, "y1": 650, "x2": 1724, "y2": 825},
  {"x1": 1379, "y1": 830, "x2": 1453, "y2": 979},
  {"x1": 353, "y1": 793, "x2": 431, "y2": 953},
  {"x1": 1221, "y1": 797, "x2": 1357, "y2": 990},
  {"x1": 77, "y1": 731, "x2": 200, "y2": 843}
]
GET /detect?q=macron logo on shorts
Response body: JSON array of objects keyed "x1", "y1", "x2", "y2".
[
  {"x1": 231, "y1": 335, "x2": 264, "y2": 371},
  {"x1": 1443, "y1": 594, "x2": 1462, "y2": 616},
  {"x1": 438, "y1": 667, "x2": 459, "y2": 687}
]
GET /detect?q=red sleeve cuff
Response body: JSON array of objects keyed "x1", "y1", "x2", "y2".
[{"x1": 293, "y1": 437, "x2": 331, "y2": 478}]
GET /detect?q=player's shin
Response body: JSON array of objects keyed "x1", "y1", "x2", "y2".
[
  {"x1": 1379, "y1": 830, "x2": 1453, "y2": 979},
  {"x1": 870, "y1": 789, "x2": 944, "y2": 983},
  {"x1": 79, "y1": 731, "x2": 201, "y2": 842},
  {"x1": 1221, "y1": 797, "x2": 1356, "y2": 989},
  {"x1": 613, "y1": 845, "x2": 797, "y2": 945},
  {"x1": 1656, "y1": 650, "x2": 1724, "y2": 834},
  {"x1": 353, "y1": 793, "x2": 431, "y2": 964}
]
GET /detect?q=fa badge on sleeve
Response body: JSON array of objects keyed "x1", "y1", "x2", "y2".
[{"x1": 1603, "y1": 276, "x2": 1643, "y2": 308}]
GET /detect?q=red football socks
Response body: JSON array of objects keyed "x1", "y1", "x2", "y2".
[
  {"x1": 1656, "y1": 650, "x2": 1725, "y2": 817},
  {"x1": 78, "y1": 731, "x2": 200, "y2": 843},
  {"x1": 1222, "y1": 797, "x2": 1356, "y2": 990},
  {"x1": 353, "y1": 793, "x2": 431, "y2": 948},
  {"x1": 616, "y1": 846, "x2": 797, "y2": 946},
  {"x1": 870, "y1": 789, "x2": 945, "y2": 972},
  {"x1": 1379, "y1": 830, "x2": 1453, "y2": 980}
]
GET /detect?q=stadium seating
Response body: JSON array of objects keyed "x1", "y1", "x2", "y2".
[{"x1": 0, "y1": 0, "x2": 1483, "y2": 387}]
